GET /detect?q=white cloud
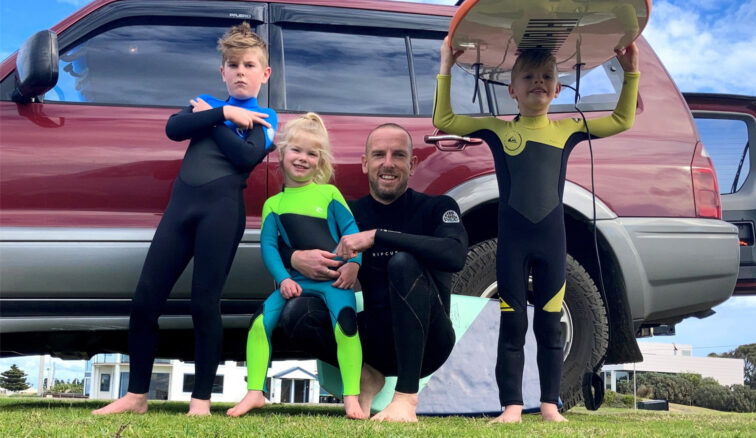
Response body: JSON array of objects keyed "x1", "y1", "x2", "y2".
[{"x1": 643, "y1": 0, "x2": 756, "y2": 95}]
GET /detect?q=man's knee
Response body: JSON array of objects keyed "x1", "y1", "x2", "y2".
[{"x1": 387, "y1": 251, "x2": 421, "y2": 274}]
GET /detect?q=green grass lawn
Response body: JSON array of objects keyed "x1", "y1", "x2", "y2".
[{"x1": 0, "y1": 397, "x2": 754, "y2": 437}]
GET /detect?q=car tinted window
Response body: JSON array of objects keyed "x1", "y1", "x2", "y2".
[
  {"x1": 490, "y1": 58, "x2": 626, "y2": 115},
  {"x1": 280, "y1": 27, "x2": 413, "y2": 114},
  {"x1": 694, "y1": 117, "x2": 750, "y2": 194},
  {"x1": 411, "y1": 37, "x2": 489, "y2": 115},
  {"x1": 43, "y1": 23, "x2": 235, "y2": 106}
]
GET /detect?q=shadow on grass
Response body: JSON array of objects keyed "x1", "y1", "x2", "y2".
[{"x1": 0, "y1": 398, "x2": 346, "y2": 418}]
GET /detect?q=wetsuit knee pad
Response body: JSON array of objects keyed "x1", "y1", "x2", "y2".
[{"x1": 336, "y1": 307, "x2": 358, "y2": 337}]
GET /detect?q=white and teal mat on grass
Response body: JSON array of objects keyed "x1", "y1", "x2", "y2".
[{"x1": 318, "y1": 293, "x2": 559, "y2": 416}]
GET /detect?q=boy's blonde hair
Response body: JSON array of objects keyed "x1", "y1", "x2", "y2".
[
  {"x1": 511, "y1": 49, "x2": 558, "y2": 82},
  {"x1": 217, "y1": 22, "x2": 268, "y2": 66},
  {"x1": 278, "y1": 112, "x2": 334, "y2": 184}
]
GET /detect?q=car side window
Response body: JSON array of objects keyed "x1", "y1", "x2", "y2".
[
  {"x1": 693, "y1": 117, "x2": 751, "y2": 194},
  {"x1": 411, "y1": 37, "x2": 489, "y2": 115},
  {"x1": 43, "y1": 22, "x2": 240, "y2": 106},
  {"x1": 280, "y1": 27, "x2": 413, "y2": 114},
  {"x1": 490, "y1": 58, "x2": 626, "y2": 115}
]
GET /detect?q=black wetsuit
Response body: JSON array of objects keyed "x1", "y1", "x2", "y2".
[
  {"x1": 127, "y1": 96, "x2": 276, "y2": 400},
  {"x1": 434, "y1": 72, "x2": 639, "y2": 406},
  {"x1": 279, "y1": 189, "x2": 468, "y2": 393}
]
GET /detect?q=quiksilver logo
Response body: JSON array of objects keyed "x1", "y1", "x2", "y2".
[{"x1": 503, "y1": 131, "x2": 523, "y2": 153}]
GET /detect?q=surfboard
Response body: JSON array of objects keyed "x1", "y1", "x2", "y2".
[{"x1": 448, "y1": 0, "x2": 651, "y2": 82}]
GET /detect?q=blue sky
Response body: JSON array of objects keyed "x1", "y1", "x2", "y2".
[{"x1": 1, "y1": 0, "x2": 755, "y2": 387}]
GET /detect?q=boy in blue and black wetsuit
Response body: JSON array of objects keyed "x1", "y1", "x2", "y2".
[
  {"x1": 434, "y1": 38, "x2": 640, "y2": 422},
  {"x1": 93, "y1": 22, "x2": 277, "y2": 416}
]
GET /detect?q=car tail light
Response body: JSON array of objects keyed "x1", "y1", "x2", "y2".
[{"x1": 691, "y1": 141, "x2": 722, "y2": 219}]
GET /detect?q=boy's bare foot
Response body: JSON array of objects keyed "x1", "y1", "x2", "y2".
[
  {"x1": 91, "y1": 392, "x2": 148, "y2": 415},
  {"x1": 490, "y1": 404, "x2": 523, "y2": 424},
  {"x1": 187, "y1": 398, "x2": 211, "y2": 416},
  {"x1": 226, "y1": 390, "x2": 266, "y2": 417},
  {"x1": 358, "y1": 364, "x2": 385, "y2": 416},
  {"x1": 371, "y1": 391, "x2": 418, "y2": 423},
  {"x1": 540, "y1": 402, "x2": 567, "y2": 422},
  {"x1": 344, "y1": 395, "x2": 366, "y2": 419}
]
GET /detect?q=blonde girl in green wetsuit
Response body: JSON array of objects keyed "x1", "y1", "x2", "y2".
[{"x1": 227, "y1": 113, "x2": 365, "y2": 419}]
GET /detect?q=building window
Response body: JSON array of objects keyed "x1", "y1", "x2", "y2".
[
  {"x1": 100, "y1": 373, "x2": 111, "y2": 392},
  {"x1": 183, "y1": 374, "x2": 224, "y2": 394},
  {"x1": 149, "y1": 373, "x2": 170, "y2": 401},
  {"x1": 280, "y1": 379, "x2": 310, "y2": 403}
]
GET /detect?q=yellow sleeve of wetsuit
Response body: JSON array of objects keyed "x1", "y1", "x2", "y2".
[
  {"x1": 433, "y1": 74, "x2": 493, "y2": 135},
  {"x1": 582, "y1": 71, "x2": 640, "y2": 138}
]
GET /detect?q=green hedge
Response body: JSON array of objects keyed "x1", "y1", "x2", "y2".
[{"x1": 615, "y1": 372, "x2": 756, "y2": 412}]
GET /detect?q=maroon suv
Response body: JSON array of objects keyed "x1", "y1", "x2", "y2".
[{"x1": 0, "y1": 0, "x2": 744, "y2": 410}]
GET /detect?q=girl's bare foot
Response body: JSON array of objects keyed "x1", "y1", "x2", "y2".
[
  {"x1": 91, "y1": 392, "x2": 148, "y2": 415},
  {"x1": 344, "y1": 394, "x2": 366, "y2": 419},
  {"x1": 540, "y1": 402, "x2": 567, "y2": 422},
  {"x1": 226, "y1": 390, "x2": 266, "y2": 417},
  {"x1": 357, "y1": 364, "x2": 385, "y2": 416},
  {"x1": 490, "y1": 404, "x2": 522, "y2": 424}
]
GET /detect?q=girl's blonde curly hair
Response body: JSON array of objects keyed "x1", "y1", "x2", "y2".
[{"x1": 278, "y1": 113, "x2": 334, "y2": 184}]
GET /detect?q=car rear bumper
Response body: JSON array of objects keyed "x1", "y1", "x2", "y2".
[{"x1": 599, "y1": 217, "x2": 740, "y2": 324}]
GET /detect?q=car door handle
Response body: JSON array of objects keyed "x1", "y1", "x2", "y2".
[{"x1": 424, "y1": 134, "x2": 483, "y2": 151}]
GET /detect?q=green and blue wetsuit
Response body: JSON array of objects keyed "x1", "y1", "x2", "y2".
[
  {"x1": 247, "y1": 183, "x2": 362, "y2": 396},
  {"x1": 433, "y1": 71, "x2": 639, "y2": 406}
]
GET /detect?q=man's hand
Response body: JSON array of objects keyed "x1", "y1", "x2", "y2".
[
  {"x1": 335, "y1": 230, "x2": 377, "y2": 261},
  {"x1": 332, "y1": 262, "x2": 359, "y2": 289},
  {"x1": 292, "y1": 249, "x2": 343, "y2": 281},
  {"x1": 279, "y1": 278, "x2": 302, "y2": 299},
  {"x1": 222, "y1": 105, "x2": 272, "y2": 129}
]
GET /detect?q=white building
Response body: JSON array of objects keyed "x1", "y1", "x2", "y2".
[
  {"x1": 87, "y1": 353, "x2": 322, "y2": 404},
  {"x1": 601, "y1": 342, "x2": 745, "y2": 391}
]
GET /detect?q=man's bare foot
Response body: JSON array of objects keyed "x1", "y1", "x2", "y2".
[
  {"x1": 358, "y1": 364, "x2": 385, "y2": 416},
  {"x1": 187, "y1": 398, "x2": 211, "y2": 416},
  {"x1": 344, "y1": 395, "x2": 366, "y2": 419},
  {"x1": 91, "y1": 392, "x2": 148, "y2": 415},
  {"x1": 371, "y1": 391, "x2": 418, "y2": 423},
  {"x1": 540, "y1": 402, "x2": 567, "y2": 422},
  {"x1": 226, "y1": 390, "x2": 266, "y2": 417},
  {"x1": 490, "y1": 404, "x2": 523, "y2": 424}
]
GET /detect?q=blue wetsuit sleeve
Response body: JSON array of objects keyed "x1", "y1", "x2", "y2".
[
  {"x1": 261, "y1": 204, "x2": 291, "y2": 285},
  {"x1": 165, "y1": 106, "x2": 226, "y2": 141},
  {"x1": 374, "y1": 196, "x2": 468, "y2": 272},
  {"x1": 328, "y1": 189, "x2": 362, "y2": 265},
  {"x1": 212, "y1": 123, "x2": 271, "y2": 172}
]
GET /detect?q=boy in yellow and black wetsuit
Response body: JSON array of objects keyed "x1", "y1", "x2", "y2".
[{"x1": 433, "y1": 38, "x2": 640, "y2": 423}]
